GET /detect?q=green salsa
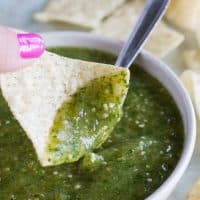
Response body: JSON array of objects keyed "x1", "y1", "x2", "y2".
[
  {"x1": 48, "y1": 72, "x2": 128, "y2": 165},
  {"x1": 0, "y1": 48, "x2": 184, "y2": 200}
]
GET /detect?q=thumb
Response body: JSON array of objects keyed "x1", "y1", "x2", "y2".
[{"x1": 0, "y1": 26, "x2": 45, "y2": 73}]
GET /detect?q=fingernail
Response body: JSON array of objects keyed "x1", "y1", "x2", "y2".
[{"x1": 17, "y1": 33, "x2": 45, "y2": 59}]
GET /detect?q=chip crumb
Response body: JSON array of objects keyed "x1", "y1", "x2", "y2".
[
  {"x1": 74, "y1": 184, "x2": 81, "y2": 190},
  {"x1": 68, "y1": 174, "x2": 73, "y2": 178},
  {"x1": 5, "y1": 167, "x2": 10, "y2": 172},
  {"x1": 5, "y1": 120, "x2": 10, "y2": 124},
  {"x1": 91, "y1": 107, "x2": 96, "y2": 112},
  {"x1": 146, "y1": 165, "x2": 150, "y2": 169},
  {"x1": 147, "y1": 178, "x2": 153, "y2": 182},
  {"x1": 53, "y1": 171, "x2": 58, "y2": 175}
]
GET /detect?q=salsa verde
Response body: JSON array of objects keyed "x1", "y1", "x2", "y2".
[
  {"x1": 48, "y1": 72, "x2": 128, "y2": 165},
  {"x1": 0, "y1": 48, "x2": 184, "y2": 200}
]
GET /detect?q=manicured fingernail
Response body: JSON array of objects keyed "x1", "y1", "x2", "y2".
[{"x1": 17, "y1": 33, "x2": 45, "y2": 59}]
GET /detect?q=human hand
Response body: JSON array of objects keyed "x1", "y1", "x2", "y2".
[{"x1": 0, "y1": 26, "x2": 45, "y2": 72}]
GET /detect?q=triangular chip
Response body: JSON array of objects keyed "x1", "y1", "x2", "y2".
[
  {"x1": 180, "y1": 70, "x2": 200, "y2": 120},
  {"x1": 187, "y1": 179, "x2": 200, "y2": 200},
  {"x1": 0, "y1": 51, "x2": 129, "y2": 166},
  {"x1": 34, "y1": 0, "x2": 126, "y2": 29},
  {"x1": 166, "y1": 0, "x2": 200, "y2": 32},
  {"x1": 183, "y1": 50, "x2": 200, "y2": 71},
  {"x1": 94, "y1": 0, "x2": 184, "y2": 58}
]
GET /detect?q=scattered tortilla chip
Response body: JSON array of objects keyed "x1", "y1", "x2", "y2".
[
  {"x1": 166, "y1": 0, "x2": 200, "y2": 32},
  {"x1": 34, "y1": 0, "x2": 126, "y2": 29},
  {"x1": 183, "y1": 50, "x2": 200, "y2": 71},
  {"x1": 180, "y1": 70, "x2": 200, "y2": 120},
  {"x1": 0, "y1": 51, "x2": 129, "y2": 166},
  {"x1": 94, "y1": 0, "x2": 184, "y2": 58},
  {"x1": 187, "y1": 179, "x2": 200, "y2": 200},
  {"x1": 144, "y1": 23, "x2": 184, "y2": 58}
]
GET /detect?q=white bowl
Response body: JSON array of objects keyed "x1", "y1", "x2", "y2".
[{"x1": 42, "y1": 31, "x2": 196, "y2": 200}]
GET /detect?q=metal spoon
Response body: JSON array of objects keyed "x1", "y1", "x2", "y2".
[{"x1": 116, "y1": 0, "x2": 171, "y2": 68}]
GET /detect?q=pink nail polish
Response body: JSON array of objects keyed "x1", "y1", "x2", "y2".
[{"x1": 17, "y1": 33, "x2": 45, "y2": 59}]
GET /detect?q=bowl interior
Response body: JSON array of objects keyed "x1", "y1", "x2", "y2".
[{"x1": 42, "y1": 31, "x2": 196, "y2": 200}]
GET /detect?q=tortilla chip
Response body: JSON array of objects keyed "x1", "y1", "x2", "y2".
[
  {"x1": 187, "y1": 180, "x2": 200, "y2": 200},
  {"x1": 94, "y1": 0, "x2": 184, "y2": 58},
  {"x1": 166, "y1": 0, "x2": 200, "y2": 32},
  {"x1": 144, "y1": 23, "x2": 184, "y2": 58},
  {"x1": 183, "y1": 50, "x2": 200, "y2": 71},
  {"x1": 34, "y1": 0, "x2": 126, "y2": 29},
  {"x1": 0, "y1": 51, "x2": 129, "y2": 166},
  {"x1": 180, "y1": 70, "x2": 200, "y2": 120}
]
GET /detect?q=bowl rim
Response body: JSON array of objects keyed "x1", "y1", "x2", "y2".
[{"x1": 41, "y1": 31, "x2": 196, "y2": 200}]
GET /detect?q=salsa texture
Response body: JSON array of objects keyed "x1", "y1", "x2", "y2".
[
  {"x1": 48, "y1": 72, "x2": 128, "y2": 165},
  {"x1": 0, "y1": 48, "x2": 184, "y2": 200}
]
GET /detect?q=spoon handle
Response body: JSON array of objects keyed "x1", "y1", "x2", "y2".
[{"x1": 115, "y1": 0, "x2": 170, "y2": 68}]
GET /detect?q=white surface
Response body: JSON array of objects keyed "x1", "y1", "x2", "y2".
[{"x1": 0, "y1": 1, "x2": 199, "y2": 199}]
